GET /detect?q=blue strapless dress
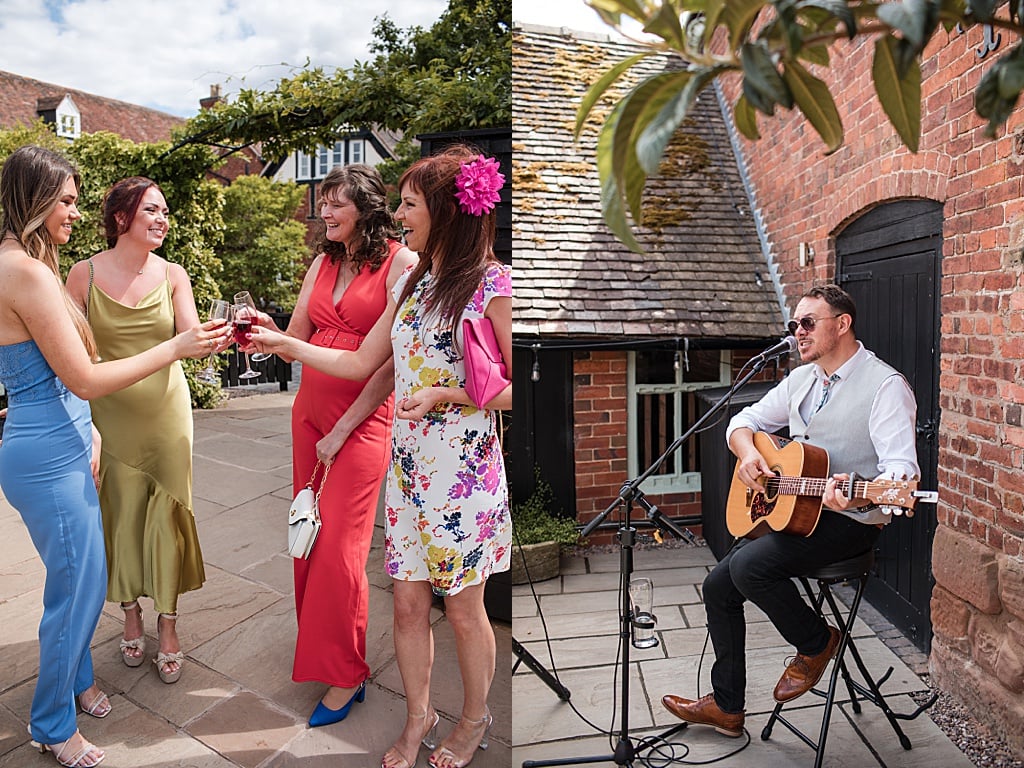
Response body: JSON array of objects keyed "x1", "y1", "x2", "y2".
[{"x1": 0, "y1": 340, "x2": 107, "y2": 744}]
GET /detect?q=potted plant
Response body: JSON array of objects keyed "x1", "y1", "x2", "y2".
[{"x1": 511, "y1": 469, "x2": 580, "y2": 585}]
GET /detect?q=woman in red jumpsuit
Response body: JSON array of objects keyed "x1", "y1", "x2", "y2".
[{"x1": 280, "y1": 164, "x2": 416, "y2": 726}]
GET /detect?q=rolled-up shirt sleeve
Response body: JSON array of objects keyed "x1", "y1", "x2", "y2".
[
  {"x1": 725, "y1": 378, "x2": 792, "y2": 446},
  {"x1": 870, "y1": 375, "x2": 920, "y2": 480}
]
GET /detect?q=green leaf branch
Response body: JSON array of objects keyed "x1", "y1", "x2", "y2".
[{"x1": 576, "y1": 0, "x2": 1024, "y2": 251}]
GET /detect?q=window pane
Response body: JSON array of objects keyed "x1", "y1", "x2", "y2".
[
  {"x1": 333, "y1": 141, "x2": 343, "y2": 167},
  {"x1": 683, "y1": 349, "x2": 722, "y2": 382},
  {"x1": 635, "y1": 351, "x2": 675, "y2": 385},
  {"x1": 317, "y1": 146, "x2": 328, "y2": 176},
  {"x1": 352, "y1": 141, "x2": 363, "y2": 163},
  {"x1": 637, "y1": 391, "x2": 676, "y2": 475}
]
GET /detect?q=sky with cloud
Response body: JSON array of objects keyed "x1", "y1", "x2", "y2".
[{"x1": 0, "y1": 0, "x2": 447, "y2": 117}]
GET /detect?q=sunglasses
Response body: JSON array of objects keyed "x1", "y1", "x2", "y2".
[{"x1": 787, "y1": 314, "x2": 842, "y2": 334}]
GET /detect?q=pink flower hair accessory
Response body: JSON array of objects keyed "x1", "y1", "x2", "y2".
[{"x1": 454, "y1": 155, "x2": 505, "y2": 216}]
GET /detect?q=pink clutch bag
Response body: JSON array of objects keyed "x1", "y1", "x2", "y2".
[{"x1": 462, "y1": 317, "x2": 509, "y2": 408}]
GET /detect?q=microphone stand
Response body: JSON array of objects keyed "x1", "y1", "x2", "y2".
[{"x1": 522, "y1": 354, "x2": 779, "y2": 768}]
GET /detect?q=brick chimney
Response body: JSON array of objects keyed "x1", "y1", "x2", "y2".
[{"x1": 199, "y1": 84, "x2": 223, "y2": 111}]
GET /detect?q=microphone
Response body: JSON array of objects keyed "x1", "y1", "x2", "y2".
[
  {"x1": 752, "y1": 335, "x2": 797, "y2": 364},
  {"x1": 634, "y1": 493, "x2": 697, "y2": 544}
]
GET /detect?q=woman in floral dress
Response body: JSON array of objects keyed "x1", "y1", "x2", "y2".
[{"x1": 250, "y1": 144, "x2": 510, "y2": 768}]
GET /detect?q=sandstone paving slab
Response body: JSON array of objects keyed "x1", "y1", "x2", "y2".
[
  {"x1": 0, "y1": 702, "x2": 26, "y2": 758},
  {"x1": 194, "y1": 495, "x2": 229, "y2": 523},
  {"x1": 0, "y1": 587, "x2": 44, "y2": 686},
  {"x1": 0, "y1": 554, "x2": 44, "y2": 607},
  {"x1": 196, "y1": 432, "x2": 293, "y2": 473},
  {"x1": 514, "y1": 611, "x2": 622, "y2": 642},
  {"x1": 513, "y1": 663, "x2": 652, "y2": 744},
  {"x1": 197, "y1": 493, "x2": 289, "y2": 575},
  {"x1": 514, "y1": 594, "x2": 539, "y2": 618},
  {"x1": 516, "y1": 630, "x2": 666, "y2": 673},
  {"x1": 189, "y1": 690, "x2": 305, "y2": 768},
  {"x1": 511, "y1": 577, "x2": 562, "y2": 597},
  {"x1": 172, "y1": 564, "x2": 283, "y2": 652},
  {"x1": 562, "y1": 566, "x2": 711, "y2": 594},
  {"x1": 0, "y1": 695, "x2": 238, "y2": 768},
  {"x1": 193, "y1": 455, "x2": 291, "y2": 508},
  {"x1": 241, "y1": 552, "x2": 296, "y2": 597},
  {"x1": 840, "y1": 693, "x2": 975, "y2": 767},
  {"x1": 189, "y1": 598, "x2": 300, "y2": 710},
  {"x1": 0, "y1": 517, "x2": 35, "y2": 574}
]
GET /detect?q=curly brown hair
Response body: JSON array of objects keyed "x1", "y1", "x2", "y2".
[{"x1": 312, "y1": 164, "x2": 399, "y2": 273}]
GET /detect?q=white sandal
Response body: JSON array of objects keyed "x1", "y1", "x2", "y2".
[
  {"x1": 118, "y1": 601, "x2": 145, "y2": 668},
  {"x1": 29, "y1": 725, "x2": 105, "y2": 767},
  {"x1": 77, "y1": 689, "x2": 111, "y2": 719},
  {"x1": 154, "y1": 612, "x2": 184, "y2": 684}
]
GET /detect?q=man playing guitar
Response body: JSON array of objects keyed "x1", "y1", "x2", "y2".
[{"x1": 661, "y1": 284, "x2": 920, "y2": 737}]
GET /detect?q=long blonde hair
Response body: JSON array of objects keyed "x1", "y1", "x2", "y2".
[{"x1": 0, "y1": 146, "x2": 96, "y2": 358}]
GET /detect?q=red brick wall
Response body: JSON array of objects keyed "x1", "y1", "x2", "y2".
[
  {"x1": 572, "y1": 351, "x2": 703, "y2": 545},
  {"x1": 718, "y1": 22, "x2": 1024, "y2": 752}
]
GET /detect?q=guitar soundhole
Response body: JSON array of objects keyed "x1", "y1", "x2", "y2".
[{"x1": 750, "y1": 492, "x2": 776, "y2": 524}]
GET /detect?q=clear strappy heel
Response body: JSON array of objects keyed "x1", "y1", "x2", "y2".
[
  {"x1": 381, "y1": 706, "x2": 441, "y2": 768},
  {"x1": 428, "y1": 709, "x2": 492, "y2": 768}
]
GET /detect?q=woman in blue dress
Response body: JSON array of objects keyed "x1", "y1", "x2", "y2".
[{"x1": 0, "y1": 146, "x2": 228, "y2": 767}]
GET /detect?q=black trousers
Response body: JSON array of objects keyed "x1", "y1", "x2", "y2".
[{"x1": 702, "y1": 511, "x2": 882, "y2": 713}]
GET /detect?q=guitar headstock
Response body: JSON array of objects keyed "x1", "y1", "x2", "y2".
[{"x1": 864, "y1": 476, "x2": 938, "y2": 516}]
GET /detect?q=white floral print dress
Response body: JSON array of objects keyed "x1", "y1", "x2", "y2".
[{"x1": 385, "y1": 262, "x2": 512, "y2": 596}]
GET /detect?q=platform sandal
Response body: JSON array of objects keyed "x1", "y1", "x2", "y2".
[
  {"x1": 154, "y1": 612, "x2": 184, "y2": 684},
  {"x1": 119, "y1": 601, "x2": 145, "y2": 668},
  {"x1": 428, "y1": 709, "x2": 492, "y2": 768},
  {"x1": 381, "y1": 706, "x2": 440, "y2": 768},
  {"x1": 29, "y1": 725, "x2": 105, "y2": 767}
]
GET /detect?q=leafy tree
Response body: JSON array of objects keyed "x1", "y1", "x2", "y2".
[
  {"x1": 216, "y1": 175, "x2": 308, "y2": 312},
  {"x1": 576, "y1": 0, "x2": 1017, "y2": 251},
  {"x1": 172, "y1": 0, "x2": 510, "y2": 163},
  {"x1": 0, "y1": 123, "x2": 228, "y2": 407}
]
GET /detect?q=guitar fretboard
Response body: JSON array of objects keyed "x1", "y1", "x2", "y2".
[{"x1": 765, "y1": 477, "x2": 869, "y2": 497}]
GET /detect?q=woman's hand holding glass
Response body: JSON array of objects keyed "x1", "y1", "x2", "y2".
[
  {"x1": 197, "y1": 299, "x2": 232, "y2": 383},
  {"x1": 246, "y1": 324, "x2": 290, "y2": 357},
  {"x1": 174, "y1": 318, "x2": 232, "y2": 360},
  {"x1": 234, "y1": 291, "x2": 271, "y2": 362}
]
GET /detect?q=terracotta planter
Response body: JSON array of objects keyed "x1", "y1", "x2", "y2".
[{"x1": 511, "y1": 540, "x2": 561, "y2": 585}]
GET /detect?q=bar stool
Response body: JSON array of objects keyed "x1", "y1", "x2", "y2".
[{"x1": 760, "y1": 549, "x2": 937, "y2": 768}]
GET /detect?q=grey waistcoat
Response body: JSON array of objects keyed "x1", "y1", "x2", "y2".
[{"x1": 786, "y1": 353, "x2": 906, "y2": 525}]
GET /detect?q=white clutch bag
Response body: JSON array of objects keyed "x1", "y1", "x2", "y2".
[{"x1": 288, "y1": 461, "x2": 328, "y2": 559}]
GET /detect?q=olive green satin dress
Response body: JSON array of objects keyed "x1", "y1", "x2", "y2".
[{"x1": 88, "y1": 270, "x2": 205, "y2": 612}]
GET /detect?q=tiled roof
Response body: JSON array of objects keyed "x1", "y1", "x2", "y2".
[
  {"x1": 513, "y1": 24, "x2": 784, "y2": 340},
  {"x1": 0, "y1": 70, "x2": 183, "y2": 144}
]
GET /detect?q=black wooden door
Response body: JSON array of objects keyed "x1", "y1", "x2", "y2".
[{"x1": 836, "y1": 199, "x2": 942, "y2": 651}]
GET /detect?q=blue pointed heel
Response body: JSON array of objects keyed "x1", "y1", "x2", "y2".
[{"x1": 308, "y1": 681, "x2": 366, "y2": 727}]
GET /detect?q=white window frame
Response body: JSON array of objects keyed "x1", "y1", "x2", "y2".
[
  {"x1": 627, "y1": 349, "x2": 732, "y2": 495},
  {"x1": 317, "y1": 146, "x2": 329, "y2": 178},
  {"x1": 351, "y1": 139, "x2": 363, "y2": 164},
  {"x1": 332, "y1": 141, "x2": 343, "y2": 168},
  {"x1": 297, "y1": 151, "x2": 312, "y2": 180}
]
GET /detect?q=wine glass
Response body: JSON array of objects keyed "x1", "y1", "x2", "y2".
[
  {"x1": 196, "y1": 299, "x2": 231, "y2": 384},
  {"x1": 234, "y1": 291, "x2": 271, "y2": 362},
  {"x1": 232, "y1": 302, "x2": 261, "y2": 380}
]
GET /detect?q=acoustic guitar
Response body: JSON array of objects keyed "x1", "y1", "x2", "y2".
[{"x1": 726, "y1": 432, "x2": 939, "y2": 539}]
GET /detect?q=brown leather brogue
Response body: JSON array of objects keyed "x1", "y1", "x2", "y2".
[
  {"x1": 773, "y1": 625, "x2": 841, "y2": 703},
  {"x1": 661, "y1": 693, "x2": 745, "y2": 737}
]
